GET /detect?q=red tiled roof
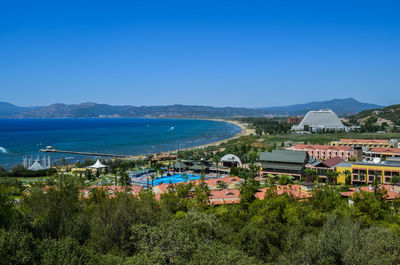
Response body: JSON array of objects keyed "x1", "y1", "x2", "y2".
[
  {"x1": 191, "y1": 176, "x2": 242, "y2": 187},
  {"x1": 341, "y1": 185, "x2": 400, "y2": 200},
  {"x1": 340, "y1": 139, "x2": 388, "y2": 144},
  {"x1": 256, "y1": 185, "x2": 311, "y2": 200},
  {"x1": 80, "y1": 185, "x2": 143, "y2": 198},
  {"x1": 322, "y1": 156, "x2": 345, "y2": 168},
  {"x1": 294, "y1": 144, "x2": 351, "y2": 151},
  {"x1": 209, "y1": 189, "x2": 241, "y2": 205},
  {"x1": 370, "y1": 147, "x2": 400, "y2": 154}
]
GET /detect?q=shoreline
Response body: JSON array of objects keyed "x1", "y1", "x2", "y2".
[
  {"x1": 131, "y1": 118, "x2": 253, "y2": 160},
  {"x1": 0, "y1": 118, "x2": 251, "y2": 167}
]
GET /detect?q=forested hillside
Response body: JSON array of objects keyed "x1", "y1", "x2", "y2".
[{"x1": 1, "y1": 174, "x2": 400, "y2": 264}]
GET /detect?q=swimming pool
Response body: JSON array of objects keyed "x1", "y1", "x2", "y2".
[{"x1": 152, "y1": 173, "x2": 201, "y2": 185}]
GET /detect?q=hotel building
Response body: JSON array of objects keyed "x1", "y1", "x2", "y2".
[{"x1": 291, "y1": 144, "x2": 353, "y2": 161}]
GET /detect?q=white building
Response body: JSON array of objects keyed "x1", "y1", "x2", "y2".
[{"x1": 291, "y1": 109, "x2": 345, "y2": 132}]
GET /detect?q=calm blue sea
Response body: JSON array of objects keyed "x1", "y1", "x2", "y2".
[{"x1": 0, "y1": 118, "x2": 241, "y2": 168}]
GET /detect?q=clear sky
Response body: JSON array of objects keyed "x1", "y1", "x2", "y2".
[{"x1": 1, "y1": 0, "x2": 399, "y2": 107}]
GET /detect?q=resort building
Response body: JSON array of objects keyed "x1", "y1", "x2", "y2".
[
  {"x1": 286, "y1": 116, "x2": 303, "y2": 125},
  {"x1": 364, "y1": 147, "x2": 400, "y2": 161},
  {"x1": 291, "y1": 109, "x2": 345, "y2": 132},
  {"x1": 306, "y1": 156, "x2": 345, "y2": 182},
  {"x1": 331, "y1": 139, "x2": 391, "y2": 149},
  {"x1": 290, "y1": 144, "x2": 353, "y2": 161},
  {"x1": 338, "y1": 158, "x2": 400, "y2": 185},
  {"x1": 259, "y1": 150, "x2": 308, "y2": 178}
]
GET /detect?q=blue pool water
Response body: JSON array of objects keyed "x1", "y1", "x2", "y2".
[
  {"x1": 0, "y1": 118, "x2": 241, "y2": 168},
  {"x1": 152, "y1": 174, "x2": 201, "y2": 185}
]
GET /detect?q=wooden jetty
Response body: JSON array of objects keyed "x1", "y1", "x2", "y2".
[{"x1": 40, "y1": 148, "x2": 129, "y2": 158}]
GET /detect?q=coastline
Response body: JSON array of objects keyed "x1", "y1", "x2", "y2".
[
  {"x1": 0, "y1": 118, "x2": 250, "y2": 166},
  {"x1": 133, "y1": 118, "x2": 253, "y2": 159}
]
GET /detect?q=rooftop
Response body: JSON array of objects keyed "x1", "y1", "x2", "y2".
[
  {"x1": 341, "y1": 185, "x2": 400, "y2": 200},
  {"x1": 370, "y1": 147, "x2": 400, "y2": 154},
  {"x1": 260, "y1": 150, "x2": 308, "y2": 164},
  {"x1": 292, "y1": 109, "x2": 345, "y2": 130},
  {"x1": 339, "y1": 139, "x2": 388, "y2": 144},
  {"x1": 294, "y1": 144, "x2": 351, "y2": 151}
]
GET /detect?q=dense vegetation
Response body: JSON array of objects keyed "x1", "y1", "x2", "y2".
[
  {"x1": 349, "y1": 104, "x2": 400, "y2": 124},
  {"x1": 1, "y1": 172, "x2": 400, "y2": 264},
  {"x1": 236, "y1": 117, "x2": 292, "y2": 135},
  {"x1": 346, "y1": 104, "x2": 400, "y2": 132}
]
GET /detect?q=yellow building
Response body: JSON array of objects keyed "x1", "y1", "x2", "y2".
[
  {"x1": 336, "y1": 162, "x2": 353, "y2": 184},
  {"x1": 331, "y1": 139, "x2": 391, "y2": 149},
  {"x1": 336, "y1": 158, "x2": 400, "y2": 185}
]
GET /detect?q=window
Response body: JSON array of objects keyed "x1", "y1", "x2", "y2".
[
  {"x1": 385, "y1": 177, "x2": 391, "y2": 183},
  {"x1": 369, "y1": 176, "x2": 374, "y2": 182}
]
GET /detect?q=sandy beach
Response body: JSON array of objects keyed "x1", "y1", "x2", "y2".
[{"x1": 128, "y1": 118, "x2": 252, "y2": 160}]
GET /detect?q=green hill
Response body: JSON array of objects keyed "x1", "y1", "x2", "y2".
[{"x1": 349, "y1": 104, "x2": 400, "y2": 125}]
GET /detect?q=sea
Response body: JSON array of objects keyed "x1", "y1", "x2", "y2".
[{"x1": 0, "y1": 118, "x2": 241, "y2": 169}]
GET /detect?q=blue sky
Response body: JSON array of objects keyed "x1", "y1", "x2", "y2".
[{"x1": 1, "y1": 0, "x2": 399, "y2": 107}]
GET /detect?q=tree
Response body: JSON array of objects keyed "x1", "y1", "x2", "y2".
[
  {"x1": 239, "y1": 171, "x2": 260, "y2": 210},
  {"x1": 0, "y1": 166, "x2": 8, "y2": 178},
  {"x1": 304, "y1": 168, "x2": 318, "y2": 183},
  {"x1": 344, "y1": 169, "x2": 352, "y2": 186},
  {"x1": 391, "y1": 174, "x2": 399, "y2": 185},
  {"x1": 326, "y1": 170, "x2": 338, "y2": 185},
  {"x1": 217, "y1": 181, "x2": 228, "y2": 190},
  {"x1": 182, "y1": 173, "x2": 189, "y2": 183},
  {"x1": 194, "y1": 176, "x2": 210, "y2": 207}
]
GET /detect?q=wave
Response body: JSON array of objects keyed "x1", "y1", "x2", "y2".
[
  {"x1": 0, "y1": 146, "x2": 8, "y2": 154},
  {"x1": 169, "y1": 126, "x2": 175, "y2": 131}
]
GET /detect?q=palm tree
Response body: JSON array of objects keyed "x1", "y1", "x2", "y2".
[
  {"x1": 344, "y1": 169, "x2": 352, "y2": 186},
  {"x1": 391, "y1": 174, "x2": 399, "y2": 186},
  {"x1": 217, "y1": 181, "x2": 228, "y2": 190},
  {"x1": 213, "y1": 155, "x2": 220, "y2": 178},
  {"x1": 304, "y1": 168, "x2": 318, "y2": 183},
  {"x1": 326, "y1": 170, "x2": 338, "y2": 185},
  {"x1": 182, "y1": 173, "x2": 189, "y2": 183}
]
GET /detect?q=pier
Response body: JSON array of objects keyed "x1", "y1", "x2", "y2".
[{"x1": 40, "y1": 148, "x2": 130, "y2": 158}]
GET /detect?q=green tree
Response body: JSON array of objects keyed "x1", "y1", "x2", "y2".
[
  {"x1": 194, "y1": 176, "x2": 210, "y2": 207},
  {"x1": 344, "y1": 169, "x2": 352, "y2": 186},
  {"x1": 217, "y1": 181, "x2": 228, "y2": 190},
  {"x1": 326, "y1": 170, "x2": 338, "y2": 185}
]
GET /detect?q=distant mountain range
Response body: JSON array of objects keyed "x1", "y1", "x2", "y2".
[
  {"x1": 0, "y1": 98, "x2": 383, "y2": 118},
  {"x1": 256, "y1": 98, "x2": 382, "y2": 116}
]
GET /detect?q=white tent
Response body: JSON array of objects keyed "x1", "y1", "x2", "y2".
[{"x1": 87, "y1": 159, "x2": 107, "y2": 169}]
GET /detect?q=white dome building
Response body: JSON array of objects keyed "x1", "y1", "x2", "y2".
[
  {"x1": 221, "y1": 154, "x2": 242, "y2": 167},
  {"x1": 291, "y1": 109, "x2": 345, "y2": 132}
]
